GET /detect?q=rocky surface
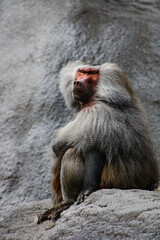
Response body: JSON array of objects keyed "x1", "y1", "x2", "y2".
[
  {"x1": 0, "y1": 0, "x2": 160, "y2": 239},
  {"x1": 0, "y1": 189, "x2": 160, "y2": 240}
]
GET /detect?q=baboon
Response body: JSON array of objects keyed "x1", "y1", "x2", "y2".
[{"x1": 37, "y1": 61, "x2": 159, "y2": 223}]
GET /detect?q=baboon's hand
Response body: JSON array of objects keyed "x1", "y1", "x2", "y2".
[{"x1": 77, "y1": 189, "x2": 93, "y2": 205}]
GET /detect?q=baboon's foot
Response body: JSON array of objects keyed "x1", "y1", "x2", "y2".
[{"x1": 36, "y1": 201, "x2": 73, "y2": 224}]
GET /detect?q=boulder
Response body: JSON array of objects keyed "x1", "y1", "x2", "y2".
[{"x1": 0, "y1": 190, "x2": 160, "y2": 240}]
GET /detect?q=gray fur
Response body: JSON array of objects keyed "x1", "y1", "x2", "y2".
[{"x1": 54, "y1": 61, "x2": 159, "y2": 190}]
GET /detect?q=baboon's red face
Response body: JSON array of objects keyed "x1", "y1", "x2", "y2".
[{"x1": 73, "y1": 67, "x2": 99, "y2": 103}]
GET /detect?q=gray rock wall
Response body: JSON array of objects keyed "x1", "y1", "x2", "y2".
[{"x1": 0, "y1": 0, "x2": 160, "y2": 224}]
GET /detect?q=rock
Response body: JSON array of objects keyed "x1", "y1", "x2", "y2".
[
  {"x1": 0, "y1": 0, "x2": 160, "y2": 235},
  {"x1": 0, "y1": 190, "x2": 160, "y2": 240},
  {"x1": 0, "y1": 199, "x2": 53, "y2": 240}
]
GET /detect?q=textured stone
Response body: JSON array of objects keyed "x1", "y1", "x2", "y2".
[
  {"x1": 0, "y1": 0, "x2": 160, "y2": 237},
  {"x1": 0, "y1": 190, "x2": 160, "y2": 240}
]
